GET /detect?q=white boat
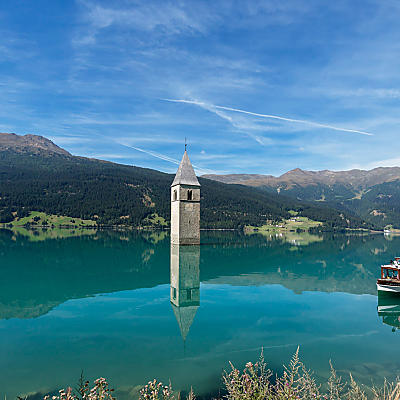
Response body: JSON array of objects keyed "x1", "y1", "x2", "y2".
[
  {"x1": 377, "y1": 283, "x2": 400, "y2": 293},
  {"x1": 377, "y1": 262, "x2": 400, "y2": 293}
]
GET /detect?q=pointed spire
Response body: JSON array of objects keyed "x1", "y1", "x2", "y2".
[
  {"x1": 171, "y1": 150, "x2": 200, "y2": 187},
  {"x1": 171, "y1": 303, "x2": 199, "y2": 341}
]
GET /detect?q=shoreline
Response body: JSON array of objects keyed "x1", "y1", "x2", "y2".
[{"x1": 0, "y1": 224, "x2": 387, "y2": 233}]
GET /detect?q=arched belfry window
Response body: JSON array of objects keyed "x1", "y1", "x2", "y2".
[
  {"x1": 173, "y1": 190, "x2": 177, "y2": 201},
  {"x1": 187, "y1": 190, "x2": 193, "y2": 200}
]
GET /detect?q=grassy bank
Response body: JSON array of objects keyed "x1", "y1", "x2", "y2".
[
  {"x1": 2, "y1": 211, "x2": 97, "y2": 228},
  {"x1": 244, "y1": 212, "x2": 323, "y2": 235},
  {"x1": 3, "y1": 226, "x2": 97, "y2": 241}
]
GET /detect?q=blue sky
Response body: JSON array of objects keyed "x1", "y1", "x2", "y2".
[{"x1": 1, "y1": 0, "x2": 399, "y2": 175}]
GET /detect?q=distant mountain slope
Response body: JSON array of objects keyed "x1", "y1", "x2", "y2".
[
  {"x1": 203, "y1": 167, "x2": 400, "y2": 228},
  {"x1": 204, "y1": 167, "x2": 400, "y2": 188},
  {"x1": 0, "y1": 132, "x2": 70, "y2": 156},
  {"x1": 0, "y1": 133, "x2": 372, "y2": 229}
]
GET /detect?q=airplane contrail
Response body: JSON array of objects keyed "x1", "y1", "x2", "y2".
[
  {"x1": 163, "y1": 99, "x2": 373, "y2": 136},
  {"x1": 91, "y1": 132, "x2": 215, "y2": 173},
  {"x1": 117, "y1": 141, "x2": 181, "y2": 165},
  {"x1": 115, "y1": 140, "x2": 216, "y2": 174}
]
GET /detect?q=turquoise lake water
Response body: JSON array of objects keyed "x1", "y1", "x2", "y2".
[{"x1": 0, "y1": 229, "x2": 399, "y2": 399}]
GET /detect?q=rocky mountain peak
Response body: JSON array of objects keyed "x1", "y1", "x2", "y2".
[
  {"x1": 0, "y1": 133, "x2": 70, "y2": 156},
  {"x1": 203, "y1": 165, "x2": 400, "y2": 189}
]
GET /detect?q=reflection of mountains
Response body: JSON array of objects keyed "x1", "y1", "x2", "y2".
[
  {"x1": 201, "y1": 233, "x2": 380, "y2": 295},
  {"x1": 0, "y1": 230, "x2": 395, "y2": 319},
  {"x1": 0, "y1": 229, "x2": 170, "y2": 319},
  {"x1": 204, "y1": 264, "x2": 374, "y2": 295}
]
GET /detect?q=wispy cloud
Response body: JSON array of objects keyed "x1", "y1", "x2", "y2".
[
  {"x1": 47, "y1": 135, "x2": 93, "y2": 145},
  {"x1": 0, "y1": 31, "x2": 36, "y2": 61},
  {"x1": 112, "y1": 139, "x2": 216, "y2": 174},
  {"x1": 117, "y1": 141, "x2": 181, "y2": 165},
  {"x1": 85, "y1": 153, "x2": 134, "y2": 160},
  {"x1": 74, "y1": 0, "x2": 215, "y2": 46},
  {"x1": 61, "y1": 130, "x2": 218, "y2": 173},
  {"x1": 351, "y1": 156, "x2": 400, "y2": 170},
  {"x1": 163, "y1": 99, "x2": 374, "y2": 136},
  {"x1": 184, "y1": 100, "x2": 268, "y2": 145},
  {"x1": 3, "y1": 0, "x2": 399, "y2": 175},
  {"x1": 313, "y1": 87, "x2": 400, "y2": 100}
]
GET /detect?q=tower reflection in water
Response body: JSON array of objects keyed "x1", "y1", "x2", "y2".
[
  {"x1": 170, "y1": 244, "x2": 200, "y2": 343},
  {"x1": 378, "y1": 293, "x2": 400, "y2": 332}
]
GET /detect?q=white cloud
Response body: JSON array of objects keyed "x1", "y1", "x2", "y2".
[{"x1": 351, "y1": 157, "x2": 400, "y2": 170}]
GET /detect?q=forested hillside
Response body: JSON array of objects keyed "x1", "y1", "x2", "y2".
[
  {"x1": 0, "y1": 134, "x2": 374, "y2": 230},
  {"x1": 204, "y1": 168, "x2": 400, "y2": 229}
]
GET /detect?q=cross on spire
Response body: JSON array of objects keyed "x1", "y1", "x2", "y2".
[{"x1": 185, "y1": 137, "x2": 187, "y2": 151}]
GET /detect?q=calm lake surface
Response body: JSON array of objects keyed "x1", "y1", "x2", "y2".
[{"x1": 1, "y1": 229, "x2": 399, "y2": 398}]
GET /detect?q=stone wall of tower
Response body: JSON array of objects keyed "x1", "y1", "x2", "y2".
[
  {"x1": 171, "y1": 184, "x2": 200, "y2": 245},
  {"x1": 170, "y1": 244, "x2": 200, "y2": 307}
]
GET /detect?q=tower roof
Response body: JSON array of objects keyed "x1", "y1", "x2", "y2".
[
  {"x1": 171, "y1": 151, "x2": 200, "y2": 187},
  {"x1": 171, "y1": 304, "x2": 199, "y2": 341}
]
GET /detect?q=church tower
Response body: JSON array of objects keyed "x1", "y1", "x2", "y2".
[{"x1": 170, "y1": 149, "x2": 200, "y2": 245}]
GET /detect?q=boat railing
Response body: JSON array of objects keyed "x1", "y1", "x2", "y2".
[{"x1": 381, "y1": 265, "x2": 400, "y2": 280}]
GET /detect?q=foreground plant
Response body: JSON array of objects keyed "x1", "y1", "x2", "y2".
[
  {"x1": 372, "y1": 378, "x2": 400, "y2": 400},
  {"x1": 138, "y1": 379, "x2": 197, "y2": 400},
  {"x1": 223, "y1": 348, "x2": 322, "y2": 400},
  {"x1": 222, "y1": 349, "x2": 272, "y2": 400},
  {"x1": 44, "y1": 378, "x2": 115, "y2": 400},
  {"x1": 222, "y1": 348, "x2": 398, "y2": 400},
  {"x1": 41, "y1": 351, "x2": 400, "y2": 400},
  {"x1": 139, "y1": 379, "x2": 174, "y2": 400}
]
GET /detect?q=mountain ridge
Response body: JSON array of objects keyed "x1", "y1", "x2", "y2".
[
  {"x1": 0, "y1": 132, "x2": 70, "y2": 156},
  {"x1": 203, "y1": 166, "x2": 400, "y2": 189},
  {"x1": 0, "y1": 132, "x2": 372, "y2": 230},
  {"x1": 203, "y1": 168, "x2": 400, "y2": 228}
]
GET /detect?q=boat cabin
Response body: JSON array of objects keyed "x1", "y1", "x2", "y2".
[
  {"x1": 380, "y1": 265, "x2": 400, "y2": 280},
  {"x1": 377, "y1": 262, "x2": 400, "y2": 293}
]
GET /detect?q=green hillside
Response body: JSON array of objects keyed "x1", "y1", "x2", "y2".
[
  {"x1": 258, "y1": 180, "x2": 400, "y2": 229},
  {"x1": 0, "y1": 148, "x2": 373, "y2": 230},
  {"x1": 204, "y1": 168, "x2": 400, "y2": 229},
  {"x1": 344, "y1": 180, "x2": 400, "y2": 228}
]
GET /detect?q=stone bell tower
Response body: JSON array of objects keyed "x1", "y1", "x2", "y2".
[{"x1": 171, "y1": 148, "x2": 200, "y2": 245}]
